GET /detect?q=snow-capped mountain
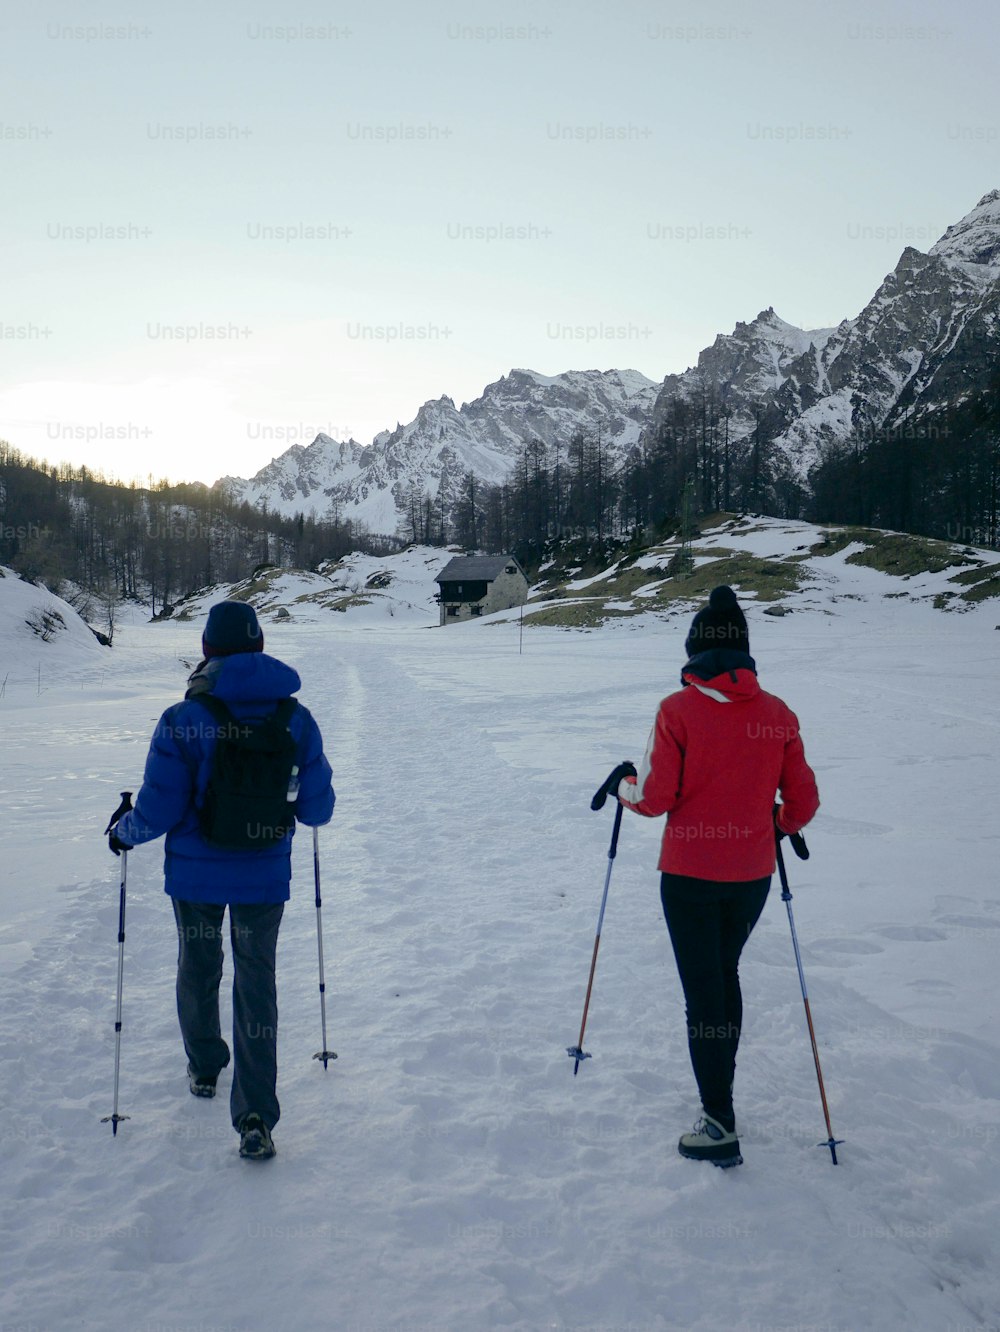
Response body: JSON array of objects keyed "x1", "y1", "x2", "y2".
[
  {"x1": 639, "y1": 307, "x2": 839, "y2": 463},
  {"x1": 216, "y1": 434, "x2": 375, "y2": 518},
  {"x1": 644, "y1": 190, "x2": 1000, "y2": 478},
  {"x1": 218, "y1": 369, "x2": 659, "y2": 533},
  {"x1": 217, "y1": 192, "x2": 1000, "y2": 532},
  {"x1": 929, "y1": 187, "x2": 1000, "y2": 266}
]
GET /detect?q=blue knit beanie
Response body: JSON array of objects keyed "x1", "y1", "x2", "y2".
[{"x1": 202, "y1": 601, "x2": 264, "y2": 658}]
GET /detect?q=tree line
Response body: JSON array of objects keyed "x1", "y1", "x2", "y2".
[
  {"x1": 0, "y1": 442, "x2": 399, "y2": 627},
  {"x1": 439, "y1": 380, "x2": 1000, "y2": 564},
  {"x1": 809, "y1": 381, "x2": 1000, "y2": 549},
  {"x1": 437, "y1": 390, "x2": 804, "y2": 563}
]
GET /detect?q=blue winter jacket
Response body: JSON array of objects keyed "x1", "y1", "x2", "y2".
[{"x1": 116, "y1": 653, "x2": 335, "y2": 904}]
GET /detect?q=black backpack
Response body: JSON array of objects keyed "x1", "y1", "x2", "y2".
[{"x1": 192, "y1": 694, "x2": 300, "y2": 850}]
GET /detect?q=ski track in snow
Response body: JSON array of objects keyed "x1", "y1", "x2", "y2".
[{"x1": 1, "y1": 607, "x2": 999, "y2": 1332}]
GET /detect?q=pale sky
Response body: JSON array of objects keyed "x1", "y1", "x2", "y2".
[{"x1": 1, "y1": 0, "x2": 996, "y2": 485}]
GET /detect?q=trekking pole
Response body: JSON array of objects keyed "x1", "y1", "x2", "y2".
[
  {"x1": 311, "y1": 826, "x2": 337, "y2": 1068},
  {"x1": 776, "y1": 830, "x2": 844, "y2": 1164},
  {"x1": 101, "y1": 791, "x2": 133, "y2": 1135},
  {"x1": 567, "y1": 764, "x2": 632, "y2": 1075}
]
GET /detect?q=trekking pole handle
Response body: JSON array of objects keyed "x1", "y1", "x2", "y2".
[
  {"x1": 105, "y1": 790, "x2": 134, "y2": 835},
  {"x1": 592, "y1": 761, "x2": 636, "y2": 811}
]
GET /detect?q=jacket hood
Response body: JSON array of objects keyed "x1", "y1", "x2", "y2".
[
  {"x1": 185, "y1": 652, "x2": 301, "y2": 704},
  {"x1": 681, "y1": 648, "x2": 759, "y2": 701}
]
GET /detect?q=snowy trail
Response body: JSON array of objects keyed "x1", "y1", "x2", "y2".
[{"x1": 2, "y1": 614, "x2": 999, "y2": 1330}]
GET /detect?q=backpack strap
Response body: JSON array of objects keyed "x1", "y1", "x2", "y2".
[
  {"x1": 186, "y1": 696, "x2": 243, "y2": 789},
  {"x1": 191, "y1": 693, "x2": 297, "y2": 733},
  {"x1": 190, "y1": 693, "x2": 235, "y2": 727},
  {"x1": 272, "y1": 698, "x2": 298, "y2": 727}
]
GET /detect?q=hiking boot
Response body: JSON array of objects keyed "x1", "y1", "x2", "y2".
[
  {"x1": 678, "y1": 1113, "x2": 742, "y2": 1168},
  {"x1": 187, "y1": 1064, "x2": 219, "y2": 1099},
  {"x1": 238, "y1": 1113, "x2": 276, "y2": 1160}
]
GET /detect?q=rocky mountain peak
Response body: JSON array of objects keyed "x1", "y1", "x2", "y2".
[{"x1": 929, "y1": 189, "x2": 1000, "y2": 267}]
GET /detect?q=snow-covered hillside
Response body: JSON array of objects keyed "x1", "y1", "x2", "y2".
[
  {"x1": 168, "y1": 546, "x2": 454, "y2": 630},
  {"x1": 0, "y1": 565, "x2": 108, "y2": 694},
  {"x1": 515, "y1": 515, "x2": 1000, "y2": 630},
  {"x1": 1, "y1": 531, "x2": 998, "y2": 1331}
]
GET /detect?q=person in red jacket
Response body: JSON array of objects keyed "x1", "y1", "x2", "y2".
[{"x1": 616, "y1": 585, "x2": 819, "y2": 1168}]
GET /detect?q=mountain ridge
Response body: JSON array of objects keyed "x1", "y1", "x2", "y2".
[{"x1": 216, "y1": 191, "x2": 1000, "y2": 534}]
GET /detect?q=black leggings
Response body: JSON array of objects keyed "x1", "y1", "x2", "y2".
[{"x1": 660, "y1": 873, "x2": 770, "y2": 1132}]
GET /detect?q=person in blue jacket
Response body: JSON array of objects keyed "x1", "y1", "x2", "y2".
[{"x1": 110, "y1": 600, "x2": 334, "y2": 1160}]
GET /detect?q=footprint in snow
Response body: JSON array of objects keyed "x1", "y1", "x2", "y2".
[
  {"x1": 809, "y1": 937, "x2": 884, "y2": 956},
  {"x1": 874, "y1": 925, "x2": 947, "y2": 942},
  {"x1": 936, "y1": 914, "x2": 1000, "y2": 931},
  {"x1": 929, "y1": 1036, "x2": 1000, "y2": 1100},
  {"x1": 814, "y1": 816, "x2": 891, "y2": 837},
  {"x1": 623, "y1": 1071, "x2": 670, "y2": 1095}
]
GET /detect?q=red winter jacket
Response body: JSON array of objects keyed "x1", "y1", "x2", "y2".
[{"x1": 619, "y1": 653, "x2": 819, "y2": 881}]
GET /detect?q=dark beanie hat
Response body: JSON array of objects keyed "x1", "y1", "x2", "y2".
[
  {"x1": 684, "y1": 585, "x2": 749, "y2": 658},
  {"x1": 202, "y1": 600, "x2": 264, "y2": 658}
]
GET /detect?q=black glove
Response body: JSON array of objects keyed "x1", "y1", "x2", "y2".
[
  {"x1": 592, "y1": 761, "x2": 637, "y2": 811},
  {"x1": 108, "y1": 832, "x2": 132, "y2": 857},
  {"x1": 774, "y1": 805, "x2": 810, "y2": 860},
  {"x1": 773, "y1": 804, "x2": 787, "y2": 841}
]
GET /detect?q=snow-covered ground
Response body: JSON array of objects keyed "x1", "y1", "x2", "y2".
[{"x1": 2, "y1": 531, "x2": 999, "y2": 1331}]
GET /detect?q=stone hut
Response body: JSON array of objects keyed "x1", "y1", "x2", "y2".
[{"x1": 434, "y1": 555, "x2": 528, "y2": 626}]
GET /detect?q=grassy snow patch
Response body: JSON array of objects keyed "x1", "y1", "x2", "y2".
[{"x1": 811, "y1": 527, "x2": 984, "y2": 577}]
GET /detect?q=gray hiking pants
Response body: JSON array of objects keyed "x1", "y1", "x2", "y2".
[{"x1": 171, "y1": 897, "x2": 285, "y2": 1131}]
